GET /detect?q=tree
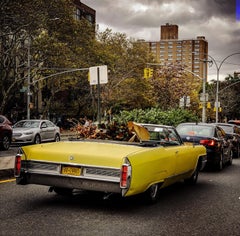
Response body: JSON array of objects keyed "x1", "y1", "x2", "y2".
[
  {"x1": 148, "y1": 62, "x2": 201, "y2": 111},
  {"x1": 0, "y1": 0, "x2": 47, "y2": 116},
  {"x1": 90, "y1": 29, "x2": 154, "y2": 117},
  {"x1": 218, "y1": 75, "x2": 240, "y2": 120},
  {"x1": 0, "y1": 0, "x2": 96, "y2": 119}
]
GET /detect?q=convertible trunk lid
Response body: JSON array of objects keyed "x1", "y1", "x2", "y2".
[{"x1": 21, "y1": 140, "x2": 149, "y2": 168}]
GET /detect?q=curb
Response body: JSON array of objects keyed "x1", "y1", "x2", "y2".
[
  {"x1": 0, "y1": 134, "x2": 77, "y2": 181},
  {"x1": 0, "y1": 155, "x2": 15, "y2": 181}
]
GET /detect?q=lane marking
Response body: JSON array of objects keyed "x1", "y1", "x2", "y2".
[{"x1": 0, "y1": 178, "x2": 15, "y2": 184}]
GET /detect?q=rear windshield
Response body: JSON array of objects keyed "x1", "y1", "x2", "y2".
[
  {"x1": 177, "y1": 125, "x2": 213, "y2": 137},
  {"x1": 218, "y1": 125, "x2": 233, "y2": 133}
]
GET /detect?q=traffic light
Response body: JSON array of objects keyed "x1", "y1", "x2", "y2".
[
  {"x1": 213, "y1": 107, "x2": 222, "y2": 112},
  {"x1": 143, "y1": 68, "x2": 154, "y2": 79},
  {"x1": 207, "y1": 102, "x2": 211, "y2": 109},
  {"x1": 148, "y1": 68, "x2": 153, "y2": 78},
  {"x1": 144, "y1": 68, "x2": 149, "y2": 79}
]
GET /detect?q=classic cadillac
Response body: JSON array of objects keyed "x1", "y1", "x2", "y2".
[{"x1": 14, "y1": 122, "x2": 207, "y2": 203}]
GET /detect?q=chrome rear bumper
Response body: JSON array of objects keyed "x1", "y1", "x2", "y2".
[{"x1": 16, "y1": 171, "x2": 121, "y2": 193}]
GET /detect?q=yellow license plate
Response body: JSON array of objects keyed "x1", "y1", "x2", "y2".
[{"x1": 61, "y1": 166, "x2": 81, "y2": 176}]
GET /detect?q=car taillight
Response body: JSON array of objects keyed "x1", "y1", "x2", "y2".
[
  {"x1": 14, "y1": 154, "x2": 22, "y2": 177},
  {"x1": 200, "y1": 139, "x2": 216, "y2": 147},
  {"x1": 120, "y1": 162, "x2": 131, "y2": 188}
]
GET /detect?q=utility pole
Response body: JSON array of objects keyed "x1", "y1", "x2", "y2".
[{"x1": 27, "y1": 36, "x2": 31, "y2": 119}]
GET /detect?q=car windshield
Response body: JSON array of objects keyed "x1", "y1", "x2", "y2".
[
  {"x1": 14, "y1": 121, "x2": 40, "y2": 128},
  {"x1": 177, "y1": 125, "x2": 213, "y2": 137},
  {"x1": 144, "y1": 126, "x2": 181, "y2": 145}
]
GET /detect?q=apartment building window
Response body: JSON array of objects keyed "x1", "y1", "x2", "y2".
[
  {"x1": 85, "y1": 14, "x2": 93, "y2": 23},
  {"x1": 75, "y1": 8, "x2": 81, "y2": 20},
  {"x1": 193, "y1": 69, "x2": 200, "y2": 73},
  {"x1": 151, "y1": 43, "x2": 156, "y2": 49}
]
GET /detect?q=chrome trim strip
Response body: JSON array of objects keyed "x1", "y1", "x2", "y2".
[{"x1": 22, "y1": 160, "x2": 121, "y2": 183}]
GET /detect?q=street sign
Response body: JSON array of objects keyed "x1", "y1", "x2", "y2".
[
  {"x1": 89, "y1": 65, "x2": 108, "y2": 85},
  {"x1": 200, "y1": 93, "x2": 208, "y2": 102},
  {"x1": 179, "y1": 96, "x2": 190, "y2": 107},
  {"x1": 20, "y1": 86, "x2": 27, "y2": 93}
]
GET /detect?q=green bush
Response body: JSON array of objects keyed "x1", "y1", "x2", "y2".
[{"x1": 113, "y1": 108, "x2": 199, "y2": 127}]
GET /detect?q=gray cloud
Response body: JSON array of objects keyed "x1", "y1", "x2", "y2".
[{"x1": 82, "y1": 0, "x2": 240, "y2": 80}]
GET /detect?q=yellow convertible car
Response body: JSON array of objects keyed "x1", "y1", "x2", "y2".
[{"x1": 14, "y1": 122, "x2": 207, "y2": 203}]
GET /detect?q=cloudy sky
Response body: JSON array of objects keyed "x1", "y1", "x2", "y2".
[{"x1": 82, "y1": 0, "x2": 240, "y2": 81}]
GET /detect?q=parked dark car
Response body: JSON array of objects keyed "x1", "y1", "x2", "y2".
[
  {"x1": 228, "y1": 120, "x2": 240, "y2": 126},
  {"x1": 176, "y1": 123, "x2": 232, "y2": 170},
  {"x1": 216, "y1": 123, "x2": 240, "y2": 158},
  {"x1": 0, "y1": 115, "x2": 12, "y2": 150}
]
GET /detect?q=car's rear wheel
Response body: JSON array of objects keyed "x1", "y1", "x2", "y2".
[
  {"x1": 0, "y1": 135, "x2": 10, "y2": 150},
  {"x1": 234, "y1": 145, "x2": 240, "y2": 158},
  {"x1": 217, "y1": 152, "x2": 223, "y2": 170},
  {"x1": 55, "y1": 134, "x2": 60, "y2": 142},
  {"x1": 144, "y1": 183, "x2": 160, "y2": 204},
  {"x1": 184, "y1": 168, "x2": 199, "y2": 185},
  {"x1": 228, "y1": 149, "x2": 233, "y2": 165},
  {"x1": 34, "y1": 134, "x2": 41, "y2": 144}
]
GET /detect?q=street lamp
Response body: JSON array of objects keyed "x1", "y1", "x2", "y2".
[
  {"x1": 207, "y1": 52, "x2": 240, "y2": 123},
  {"x1": 27, "y1": 36, "x2": 31, "y2": 119},
  {"x1": 200, "y1": 59, "x2": 213, "y2": 123},
  {"x1": 183, "y1": 68, "x2": 207, "y2": 122}
]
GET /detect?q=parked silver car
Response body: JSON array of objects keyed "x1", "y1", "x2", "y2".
[{"x1": 12, "y1": 119, "x2": 60, "y2": 145}]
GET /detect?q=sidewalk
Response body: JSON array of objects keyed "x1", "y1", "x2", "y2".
[{"x1": 0, "y1": 132, "x2": 77, "y2": 180}]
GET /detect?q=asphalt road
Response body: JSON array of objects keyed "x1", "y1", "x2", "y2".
[{"x1": 1, "y1": 158, "x2": 240, "y2": 236}]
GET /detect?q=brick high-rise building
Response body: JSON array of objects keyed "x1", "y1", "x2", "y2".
[
  {"x1": 148, "y1": 23, "x2": 208, "y2": 81},
  {"x1": 161, "y1": 23, "x2": 178, "y2": 40},
  {"x1": 73, "y1": 0, "x2": 96, "y2": 25}
]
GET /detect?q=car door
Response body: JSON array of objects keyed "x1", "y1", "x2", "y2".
[
  {"x1": 167, "y1": 128, "x2": 195, "y2": 176},
  {"x1": 175, "y1": 144, "x2": 197, "y2": 176},
  {"x1": 216, "y1": 126, "x2": 231, "y2": 162},
  {"x1": 40, "y1": 121, "x2": 49, "y2": 141},
  {"x1": 45, "y1": 121, "x2": 56, "y2": 141}
]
